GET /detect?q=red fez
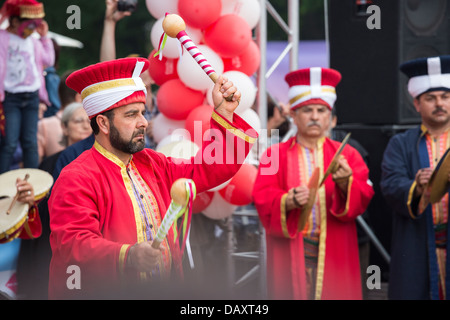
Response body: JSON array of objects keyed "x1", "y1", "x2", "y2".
[
  {"x1": 285, "y1": 67, "x2": 341, "y2": 110},
  {"x1": 66, "y1": 57, "x2": 150, "y2": 119},
  {"x1": 1, "y1": 0, "x2": 45, "y2": 19}
]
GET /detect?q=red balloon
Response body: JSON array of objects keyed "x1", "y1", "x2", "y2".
[
  {"x1": 202, "y1": 192, "x2": 236, "y2": 220},
  {"x1": 223, "y1": 40, "x2": 260, "y2": 76},
  {"x1": 204, "y1": 14, "x2": 252, "y2": 58},
  {"x1": 157, "y1": 79, "x2": 205, "y2": 120},
  {"x1": 147, "y1": 49, "x2": 179, "y2": 86},
  {"x1": 219, "y1": 163, "x2": 258, "y2": 206},
  {"x1": 178, "y1": 0, "x2": 222, "y2": 29},
  {"x1": 185, "y1": 104, "x2": 213, "y2": 144},
  {"x1": 192, "y1": 191, "x2": 214, "y2": 214}
]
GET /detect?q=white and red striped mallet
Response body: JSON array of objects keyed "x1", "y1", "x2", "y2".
[{"x1": 161, "y1": 13, "x2": 234, "y2": 101}]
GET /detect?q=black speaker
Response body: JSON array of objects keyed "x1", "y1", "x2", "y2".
[
  {"x1": 336, "y1": 123, "x2": 415, "y2": 281},
  {"x1": 328, "y1": 0, "x2": 450, "y2": 125}
]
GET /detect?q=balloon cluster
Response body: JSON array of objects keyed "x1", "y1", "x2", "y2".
[{"x1": 146, "y1": 0, "x2": 261, "y2": 219}]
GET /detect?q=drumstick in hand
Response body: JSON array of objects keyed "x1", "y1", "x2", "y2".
[
  {"x1": 7, "y1": 173, "x2": 30, "y2": 215},
  {"x1": 152, "y1": 178, "x2": 193, "y2": 249},
  {"x1": 161, "y1": 13, "x2": 234, "y2": 101}
]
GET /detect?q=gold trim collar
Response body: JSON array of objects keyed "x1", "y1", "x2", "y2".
[{"x1": 94, "y1": 140, "x2": 132, "y2": 168}]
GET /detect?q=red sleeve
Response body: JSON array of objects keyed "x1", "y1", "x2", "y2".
[{"x1": 161, "y1": 111, "x2": 258, "y2": 194}]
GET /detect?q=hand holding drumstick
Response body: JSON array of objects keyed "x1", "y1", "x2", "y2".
[
  {"x1": 7, "y1": 174, "x2": 34, "y2": 214},
  {"x1": 161, "y1": 13, "x2": 240, "y2": 122}
]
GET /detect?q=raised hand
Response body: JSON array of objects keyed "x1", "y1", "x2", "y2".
[{"x1": 211, "y1": 75, "x2": 241, "y2": 123}]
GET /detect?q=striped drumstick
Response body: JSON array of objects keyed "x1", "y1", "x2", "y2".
[
  {"x1": 176, "y1": 30, "x2": 218, "y2": 82},
  {"x1": 162, "y1": 13, "x2": 233, "y2": 101}
]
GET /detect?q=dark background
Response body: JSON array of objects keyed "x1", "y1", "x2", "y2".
[{"x1": 329, "y1": 0, "x2": 450, "y2": 281}]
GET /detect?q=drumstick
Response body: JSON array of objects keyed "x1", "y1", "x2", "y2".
[
  {"x1": 6, "y1": 173, "x2": 30, "y2": 215},
  {"x1": 161, "y1": 13, "x2": 234, "y2": 101}
]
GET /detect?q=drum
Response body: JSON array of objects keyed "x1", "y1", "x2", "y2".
[
  {"x1": 0, "y1": 198, "x2": 28, "y2": 244},
  {"x1": 0, "y1": 169, "x2": 53, "y2": 243}
]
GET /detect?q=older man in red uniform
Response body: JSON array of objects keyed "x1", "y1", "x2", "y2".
[
  {"x1": 48, "y1": 57, "x2": 257, "y2": 299},
  {"x1": 253, "y1": 67, "x2": 374, "y2": 300}
]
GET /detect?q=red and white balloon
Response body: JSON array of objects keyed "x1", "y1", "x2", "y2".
[{"x1": 146, "y1": 2, "x2": 263, "y2": 210}]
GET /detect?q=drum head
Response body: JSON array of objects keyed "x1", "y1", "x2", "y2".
[
  {"x1": 0, "y1": 198, "x2": 28, "y2": 243},
  {"x1": 0, "y1": 168, "x2": 53, "y2": 201}
]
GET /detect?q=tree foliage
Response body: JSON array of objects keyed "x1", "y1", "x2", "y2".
[
  {"x1": 42, "y1": 0, "x2": 155, "y2": 74},
  {"x1": 39, "y1": 0, "x2": 324, "y2": 75}
]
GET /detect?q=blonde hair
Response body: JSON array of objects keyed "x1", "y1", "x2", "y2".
[{"x1": 59, "y1": 102, "x2": 84, "y2": 147}]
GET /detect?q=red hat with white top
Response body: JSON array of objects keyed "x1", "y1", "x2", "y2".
[
  {"x1": 0, "y1": 0, "x2": 45, "y2": 21},
  {"x1": 285, "y1": 67, "x2": 342, "y2": 110},
  {"x1": 66, "y1": 57, "x2": 149, "y2": 119}
]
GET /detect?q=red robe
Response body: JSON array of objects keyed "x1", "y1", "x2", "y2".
[
  {"x1": 252, "y1": 136, "x2": 374, "y2": 300},
  {"x1": 48, "y1": 111, "x2": 257, "y2": 299}
]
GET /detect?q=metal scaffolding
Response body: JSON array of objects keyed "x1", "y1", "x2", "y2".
[
  {"x1": 256, "y1": 0, "x2": 299, "y2": 131},
  {"x1": 228, "y1": 0, "x2": 300, "y2": 299}
]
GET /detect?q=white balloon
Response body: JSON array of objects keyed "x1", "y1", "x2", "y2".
[
  {"x1": 145, "y1": 0, "x2": 179, "y2": 19},
  {"x1": 246, "y1": 148, "x2": 260, "y2": 166},
  {"x1": 238, "y1": 108, "x2": 261, "y2": 133},
  {"x1": 185, "y1": 26, "x2": 203, "y2": 46},
  {"x1": 156, "y1": 139, "x2": 199, "y2": 160},
  {"x1": 150, "y1": 17, "x2": 181, "y2": 59},
  {"x1": 156, "y1": 130, "x2": 191, "y2": 150},
  {"x1": 220, "y1": 0, "x2": 261, "y2": 29},
  {"x1": 206, "y1": 70, "x2": 257, "y2": 114},
  {"x1": 205, "y1": 83, "x2": 215, "y2": 106},
  {"x1": 152, "y1": 113, "x2": 186, "y2": 144},
  {"x1": 177, "y1": 45, "x2": 224, "y2": 92},
  {"x1": 202, "y1": 192, "x2": 237, "y2": 220},
  {"x1": 208, "y1": 178, "x2": 231, "y2": 192},
  {"x1": 237, "y1": 108, "x2": 261, "y2": 165}
]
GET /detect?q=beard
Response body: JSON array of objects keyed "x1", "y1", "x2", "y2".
[{"x1": 109, "y1": 122, "x2": 145, "y2": 154}]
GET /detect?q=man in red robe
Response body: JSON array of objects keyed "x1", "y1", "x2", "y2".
[
  {"x1": 252, "y1": 67, "x2": 374, "y2": 300},
  {"x1": 48, "y1": 57, "x2": 257, "y2": 299}
]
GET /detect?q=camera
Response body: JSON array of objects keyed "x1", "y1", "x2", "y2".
[{"x1": 117, "y1": 0, "x2": 138, "y2": 13}]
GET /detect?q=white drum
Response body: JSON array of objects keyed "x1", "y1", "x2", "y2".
[{"x1": 0, "y1": 169, "x2": 53, "y2": 243}]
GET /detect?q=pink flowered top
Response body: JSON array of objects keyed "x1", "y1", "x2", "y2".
[{"x1": 0, "y1": 29, "x2": 55, "y2": 105}]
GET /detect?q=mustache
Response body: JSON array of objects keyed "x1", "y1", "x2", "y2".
[
  {"x1": 307, "y1": 121, "x2": 321, "y2": 127},
  {"x1": 433, "y1": 107, "x2": 447, "y2": 115},
  {"x1": 132, "y1": 129, "x2": 145, "y2": 138}
]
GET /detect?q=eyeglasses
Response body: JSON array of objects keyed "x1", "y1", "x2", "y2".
[{"x1": 70, "y1": 118, "x2": 90, "y2": 125}]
